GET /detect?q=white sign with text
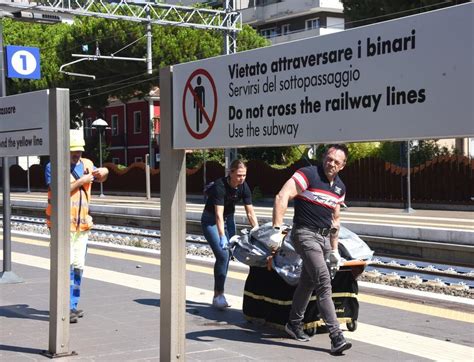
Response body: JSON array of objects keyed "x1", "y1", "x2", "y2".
[
  {"x1": 0, "y1": 89, "x2": 49, "y2": 156},
  {"x1": 172, "y1": 3, "x2": 474, "y2": 149}
]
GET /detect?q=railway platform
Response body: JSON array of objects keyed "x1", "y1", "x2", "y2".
[
  {"x1": 1, "y1": 233, "x2": 474, "y2": 361},
  {"x1": 6, "y1": 192, "x2": 474, "y2": 266},
  {"x1": 6, "y1": 192, "x2": 474, "y2": 241}
]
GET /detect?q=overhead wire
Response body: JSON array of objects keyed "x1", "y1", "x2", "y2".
[
  {"x1": 70, "y1": 71, "x2": 157, "y2": 96},
  {"x1": 65, "y1": 0, "x2": 459, "y2": 103},
  {"x1": 71, "y1": 75, "x2": 160, "y2": 102}
]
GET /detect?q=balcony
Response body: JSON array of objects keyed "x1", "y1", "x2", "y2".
[
  {"x1": 264, "y1": 25, "x2": 343, "y2": 45},
  {"x1": 241, "y1": 0, "x2": 343, "y2": 25}
]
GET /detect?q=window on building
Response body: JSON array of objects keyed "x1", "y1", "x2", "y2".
[
  {"x1": 134, "y1": 156, "x2": 143, "y2": 163},
  {"x1": 133, "y1": 111, "x2": 142, "y2": 134},
  {"x1": 281, "y1": 24, "x2": 290, "y2": 35},
  {"x1": 112, "y1": 157, "x2": 120, "y2": 165},
  {"x1": 111, "y1": 115, "x2": 119, "y2": 136},
  {"x1": 256, "y1": 0, "x2": 281, "y2": 5},
  {"x1": 84, "y1": 118, "x2": 92, "y2": 137},
  {"x1": 306, "y1": 18, "x2": 320, "y2": 30},
  {"x1": 260, "y1": 27, "x2": 277, "y2": 39}
]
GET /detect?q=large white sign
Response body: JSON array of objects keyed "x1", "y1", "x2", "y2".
[
  {"x1": 0, "y1": 89, "x2": 49, "y2": 156},
  {"x1": 173, "y1": 3, "x2": 474, "y2": 149}
]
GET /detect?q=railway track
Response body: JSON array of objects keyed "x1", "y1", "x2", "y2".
[
  {"x1": 5, "y1": 216, "x2": 473, "y2": 294},
  {"x1": 7, "y1": 199, "x2": 474, "y2": 267}
]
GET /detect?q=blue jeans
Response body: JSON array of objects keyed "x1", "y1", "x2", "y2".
[
  {"x1": 70, "y1": 230, "x2": 89, "y2": 310},
  {"x1": 201, "y1": 210, "x2": 236, "y2": 293}
]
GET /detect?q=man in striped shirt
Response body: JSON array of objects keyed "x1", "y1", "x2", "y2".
[{"x1": 272, "y1": 144, "x2": 351, "y2": 355}]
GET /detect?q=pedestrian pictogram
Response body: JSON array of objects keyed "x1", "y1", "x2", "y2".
[{"x1": 182, "y1": 68, "x2": 217, "y2": 139}]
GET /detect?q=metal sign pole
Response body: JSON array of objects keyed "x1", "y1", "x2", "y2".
[
  {"x1": 223, "y1": 0, "x2": 237, "y2": 172},
  {"x1": 0, "y1": 21, "x2": 22, "y2": 284},
  {"x1": 99, "y1": 130, "x2": 104, "y2": 197},
  {"x1": 160, "y1": 66, "x2": 186, "y2": 361},
  {"x1": 145, "y1": 153, "x2": 151, "y2": 200},
  {"x1": 405, "y1": 140, "x2": 415, "y2": 213},
  {"x1": 26, "y1": 156, "x2": 31, "y2": 193},
  {"x1": 44, "y1": 88, "x2": 75, "y2": 357}
]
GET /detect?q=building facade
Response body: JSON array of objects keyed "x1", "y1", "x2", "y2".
[
  {"x1": 83, "y1": 96, "x2": 160, "y2": 167},
  {"x1": 164, "y1": 0, "x2": 345, "y2": 44}
]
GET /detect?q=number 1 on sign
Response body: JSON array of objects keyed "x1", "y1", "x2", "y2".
[{"x1": 20, "y1": 55, "x2": 27, "y2": 70}]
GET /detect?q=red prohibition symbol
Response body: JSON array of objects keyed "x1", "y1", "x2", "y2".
[{"x1": 182, "y1": 68, "x2": 218, "y2": 140}]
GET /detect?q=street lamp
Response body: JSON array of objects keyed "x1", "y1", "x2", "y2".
[{"x1": 92, "y1": 118, "x2": 108, "y2": 197}]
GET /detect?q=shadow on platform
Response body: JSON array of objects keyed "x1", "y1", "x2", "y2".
[{"x1": 0, "y1": 304, "x2": 49, "y2": 321}]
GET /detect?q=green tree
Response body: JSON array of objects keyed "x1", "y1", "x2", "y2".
[
  {"x1": 239, "y1": 146, "x2": 303, "y2": 166},
  {"x1": 2, "y1": 18, "x2": 69, "y2": 94},
  {"x1": 309, "y1": 142, "x2": 379, "y2": 164},
  {"x1": 409, "y1": 140, "x2": 451, "y2": 165},
  {"x1": 58, "y1": 19, "x2": 267, "y2": 116},
  {"x1": 346, "y1": 142, "x2": 379, "y2": 163},
  {"x1": 186, "y1": 149, "x2": 224, "y2": 168},
  {"x1": 3, "y1": 14, "x2": 267, "y2": 119},
  {"x1": 83, "y1": 133, "x2": 111, "y2": 165},
  {"x1": 375, "y1": 141, "x2": 404, "y2": 165},
  {"x1": 376, "y1": 140, "x2": 453, "y2": 166},
  {"x1": 341, "y1": 0, "x2": 470, "y2": 28}
]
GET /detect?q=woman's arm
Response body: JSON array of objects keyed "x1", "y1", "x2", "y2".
[{"x1": 214, "y1": 205, "x2": 226, "y2": 236}]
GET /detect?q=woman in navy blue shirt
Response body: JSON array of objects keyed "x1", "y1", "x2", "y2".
[{"x1": 201, "y1": 160, "x2": 258, "y2": 309}]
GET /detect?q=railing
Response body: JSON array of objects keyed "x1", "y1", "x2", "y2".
[
  {"x1": 241, "y1": 0, "x2": 342, "y2": 24},
  {"x1": 8, "y1": 156, "x2": 473, "y2": 204}
]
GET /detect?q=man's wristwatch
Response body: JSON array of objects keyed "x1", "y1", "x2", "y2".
[{"x1": 329, "y1": 227, "x2": 338, "y2": 235}]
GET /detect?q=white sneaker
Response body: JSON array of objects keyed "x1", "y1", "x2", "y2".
[{"x1": 212, "y1": 294, "x2": 230, "y2": 310}]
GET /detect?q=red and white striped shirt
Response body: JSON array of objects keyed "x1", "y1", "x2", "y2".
[{"x1": 291, "y1": 165, "x2": 346, "y2": 228}]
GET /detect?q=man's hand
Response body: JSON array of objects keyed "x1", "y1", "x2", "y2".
[
  {"x1": 92, "y1": 168, "x2": 109, "y2": 183},
  {"x1": 327, "y1": 249, "x2": 342, "y2": 278},
  {"x1": 80, "y1": 173, "x2": 94, "y2": 185},
  {"x1": 328, "y1": 250, "x2": 341, "y2": 267},
  {"x1": 268, "y1": 227, "x2": 285, "y2": 250}
]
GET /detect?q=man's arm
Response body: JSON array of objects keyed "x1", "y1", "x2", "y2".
[
  {"x1": 272, "y1": 178, "x2": 300, "y2": 227},
  {"x1": 330, "y1": 204, "x2": 341, "y2": 251},
  {"x1": 244, "y1": 204, "x2": 258, "y2": 228}
]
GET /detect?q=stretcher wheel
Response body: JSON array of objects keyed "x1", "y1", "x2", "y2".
[
  {"x1": 305, "y1": 327, "x2": 316, "y2": 336},
  {"x1": 346, "y1": 320, "x2": 357, "y2": 332}
]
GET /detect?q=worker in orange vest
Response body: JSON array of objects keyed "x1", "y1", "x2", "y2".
[{"x1": 45, "y1": 130, "x2": 109, "y2": 323}]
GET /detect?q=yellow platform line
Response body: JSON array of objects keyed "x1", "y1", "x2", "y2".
[
  {"x1": 2, "y1": 249, "x2": 473, "y2": 361},
  {"x1": 9, "y1": 236, "x2": 474, "y2": 324},
  {"x1": 10, "y1": 236, "x2": 247, "y2": 281}
]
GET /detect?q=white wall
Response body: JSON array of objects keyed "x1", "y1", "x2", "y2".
[
  {"x1": 320, "y1": 0, "x2": 343, "y2": 10},
  {"x1": 17, "y1": 156, "x2": 40, "y2": 170},
  {"x1": 326, "y1": 16, "x2": 344, "y2": 29}
]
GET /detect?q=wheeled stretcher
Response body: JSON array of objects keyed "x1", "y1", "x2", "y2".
[
  {"x1": 231, "y1": 224, "x2": 372, "y2": 335},
  {"x1": 242, "y1": 260, "x2": 367, "y2": 334}
]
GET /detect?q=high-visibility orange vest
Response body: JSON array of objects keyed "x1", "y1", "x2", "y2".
[{"x1": 46, "y1": 158, "x2": 94, "y2": 232}]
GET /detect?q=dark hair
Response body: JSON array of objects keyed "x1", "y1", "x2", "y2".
[
  {"x1": 326, "y1": 144, "x2": 349, "y2": 159},
  {"x1": 229, "y1": 159, "x2": 247, "y2": 173}
]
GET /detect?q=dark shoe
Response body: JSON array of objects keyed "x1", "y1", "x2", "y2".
[
  {"x1": 71, "y1": 309, "x2": 84, "y2": 318},
  {"x1": 69, "y1": 312, "x2": 78, "y2": 324},
  {"x1": 285, "y1": 323, "x2": 310, "y2": 342},
  {"x1": 331, "y1": 333, "x2": 352, "y2": 354}
]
